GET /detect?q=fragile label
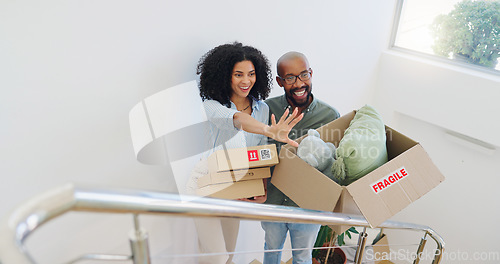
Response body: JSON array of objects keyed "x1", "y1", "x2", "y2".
[{"x1": 371, "y1": 167, "x2": 408, "y2": 194}]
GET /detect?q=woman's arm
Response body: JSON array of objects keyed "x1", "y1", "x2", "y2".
[
  {"x1": 233, "y1": 108, "x2": 303, "y2": 147},
  {"x1": 203, "y1": 100, "x2": 303, "y2": 147}
]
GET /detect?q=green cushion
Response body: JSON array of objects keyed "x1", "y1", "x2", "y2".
[{"x1": 331, "y1": 105, "x2": 388, "y2": 186}]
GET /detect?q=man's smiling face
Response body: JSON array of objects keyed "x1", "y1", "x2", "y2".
[{"x1": 277, "y1": 56, "x2": 313, "y2": 108}]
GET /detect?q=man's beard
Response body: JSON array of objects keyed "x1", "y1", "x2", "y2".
[{"x1": 286, "y1": 85, "x2": 312, "y2": 107}]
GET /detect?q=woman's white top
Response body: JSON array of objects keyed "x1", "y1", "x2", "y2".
[{"x1": 202, "y1": 97, "x2": 269, "y2": 158}]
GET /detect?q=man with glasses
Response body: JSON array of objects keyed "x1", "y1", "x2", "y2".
[{"x1": 262, "y1": 51, "x2": 340, "y2": 264}]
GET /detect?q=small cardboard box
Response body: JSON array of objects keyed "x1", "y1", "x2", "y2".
[
  {"x1": 196, "y1": 144, "x2": 277, "y2": 199},
  {"x1": 211, "y1": 144, "x2": 279, "y2": 172},
  {"x1": 196, "y1": 177, "x2": 268, "y2": 199},
  {"x1": 198, "y1": 159, "x2": 271, "y2": 187},
  {"x1": 196, "y1": 167, "x2": 271, "y2": 199},
  {"x1": 271, "y1": 111, "x2": 445, "y2": 227}
]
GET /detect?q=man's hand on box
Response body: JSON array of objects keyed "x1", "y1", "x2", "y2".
[
  {"x1": 237, "y1": 179, "x2": 268, "y2": 203},
  {"x1": 252, "y1": 194, "x2": 267, "y2": 203},
  {"x1": 238, "y1": 194, "x2": 266, "y2": 203}
]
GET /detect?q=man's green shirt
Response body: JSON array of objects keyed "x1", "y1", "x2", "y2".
[{"x1": 264, "y1": 94, "x2": 340, "y2": 207}]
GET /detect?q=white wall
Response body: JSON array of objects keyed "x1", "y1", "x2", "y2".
[
  {"x1": 0, "y1": 0, "x2": 398, "y2": 263},
  {"x1": 371, "y1": 51, "x2": 500, "y2": 263}
]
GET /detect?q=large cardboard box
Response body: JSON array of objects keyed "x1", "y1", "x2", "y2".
[
  {"x1": 271, "y1": 111, "x2": 445, "y2": 227},
  {"x1": 196, "y1": 144, "x2": 278, "y2": 199}
]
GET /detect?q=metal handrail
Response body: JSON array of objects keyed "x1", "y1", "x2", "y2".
[{"x1": 0, "y1": 184, "x2": 445, "y2": 264}]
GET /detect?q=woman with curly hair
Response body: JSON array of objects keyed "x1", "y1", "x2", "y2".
[
  {"x1": 197, "y1": 42, "x2": 303, "y2": 153},
  {"x1": 189, "y1": 42, "x2": 303, "y2": 264}
]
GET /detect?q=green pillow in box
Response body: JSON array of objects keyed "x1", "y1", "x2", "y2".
[{"x1": 331, "y1": 105, "x2": 388, "y2": 186}]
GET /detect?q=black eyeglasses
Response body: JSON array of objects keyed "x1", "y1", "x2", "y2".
[{"x1": 278, "y1": 70, "x2": 312, "y2": 85}]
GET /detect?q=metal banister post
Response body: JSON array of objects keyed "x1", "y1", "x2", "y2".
[
  {"x1": 354, "y1": 227, "x2": 368, "y2": 264},
  {"x1": 129, "y1": 214, "x2": 151, "y2": 264},
  {"x1": 413, "y1": 232, "x2": 428, "y2": 264},
  {"x1": 431, "y1": 232, "x2": 444, "y2": 264}
]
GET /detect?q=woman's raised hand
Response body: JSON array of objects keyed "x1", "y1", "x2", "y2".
[{"x1": 265, "y1": 108, "x2": 304, "y2": 147}]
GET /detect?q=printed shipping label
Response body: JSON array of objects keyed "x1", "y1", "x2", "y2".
[
  {"x1": 259, "y1": 149, "x2": 272, "y2": 160},
  {"x1": 371, "y1": 167, "x2": 408, "y2": 194}
]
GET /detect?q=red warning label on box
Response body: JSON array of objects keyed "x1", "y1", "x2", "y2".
[
  {"x1": 248, "y1": 150, "x2": 259, "y2": 161},
  {"x1": 371, "y1": 167, "x2": 408, "y2": 194}
]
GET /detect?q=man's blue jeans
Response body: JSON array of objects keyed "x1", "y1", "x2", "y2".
[{"x1": 261, "y1": 221, "x2": 320, "y2": 264}]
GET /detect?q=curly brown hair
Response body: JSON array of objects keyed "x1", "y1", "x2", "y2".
[{"x1": 197, "y1": 42, "x2": 272, "y2": 106}]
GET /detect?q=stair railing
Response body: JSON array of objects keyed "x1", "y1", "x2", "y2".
[{"x1": 0, "y1": 184, "x2": 445, "y2": 264}]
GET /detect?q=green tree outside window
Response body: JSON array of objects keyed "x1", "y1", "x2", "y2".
[{"x1": 431, "y1": 0, "x2": 500, "y2": 68}]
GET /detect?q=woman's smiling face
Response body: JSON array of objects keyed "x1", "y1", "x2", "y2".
[{"x1": 230, "y1": 60, "x2": 256, "y2": 100}]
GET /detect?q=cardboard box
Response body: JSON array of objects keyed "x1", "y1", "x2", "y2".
[
  {"x1": 372, "y1": 234, "x2": 394, "y2": 264},
  {"x1": 196, "y1": 178, "x2": 267, "y2": 200},
  {"x1": 196, "y1": 166, "x2": 270, "y2": 199},
  {"x1": 271, "y1": 111, "x2": 445, "y2": 227},
  {"x1": 196, "y1": 144, "x2": 277, "y2": 199},
  {"x1": 197, "y1": 166, "x2": 271, "y2": 188},
  {"x1": 211, "y1": 144, "x2": 279, "y2": 172},
  {"x1": 196, "y1": 167, "x2": 270, "y2": 199}
]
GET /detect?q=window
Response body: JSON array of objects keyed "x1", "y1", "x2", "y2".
[{"x1": 392, "y1": 0, "x2": 500, "y2": 72}]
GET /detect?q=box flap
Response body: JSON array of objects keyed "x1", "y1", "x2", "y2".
[
  {"x1": 207, "y1": 153, "x2": 219, "y2": 172},
  {"x1": 334, "y1": 189, "x2": 363, "y2": 215},
  {"x1": 214, "y1": 144, "x2": 278, "y2": 172},
  {"x1": 196, "y1": 179, "x2": 265, "y2": 199},
  {"x1": 330, "y1": 188, "x2": 363, "y2": 233},
  {"x1": 197, "y1": 167, "x2": 271, "y2": 188},
  {"x1": 385, "y1": 126, "x2": 419, "y2": 160},
  {"x1": 373, "y1": 234, "x2": 394, "y2": 264},
  {"x1": 289, "y1": 111, "x2": 355, "y2": 147},
  {"x1": 317, "y1": 111, "x2": 356, "y2": 146},
  {"x1": 271, "y1": 147, "x2": 343, "y2": 211},
  {"x1": 347, "y1": 144, "x2": 445, "y2": 227}
]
